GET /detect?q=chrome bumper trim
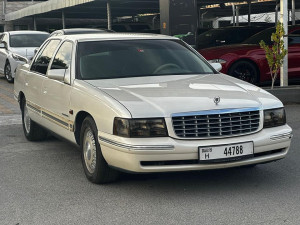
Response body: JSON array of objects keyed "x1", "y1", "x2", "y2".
[
  {"x1": 270, "y1": 132, "x2": 293, "y2": 141},
  {"x1": 99, "y1": 136, "x2": 175, "y2": 151}
]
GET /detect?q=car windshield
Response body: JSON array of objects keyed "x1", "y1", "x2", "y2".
[
  {"x1": 10, "y1": 33, "x2": 49, "y2": 47},
  {"x1": 243, "y1": 28, "x2": 275, "y2": 45},
  {"x1": 77, "y1": 39, "x2": 215, "y2": 80}
]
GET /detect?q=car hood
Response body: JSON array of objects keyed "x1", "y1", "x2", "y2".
[
  {"x1": 10, "y1": 47, "x2": 37, "y2": 59},
  {"x1": 85, "y1": 74, "x2": 282, "y2": 118},
  {"x1": 199, "y1": 44, "x2": 260, "y2": 59}
]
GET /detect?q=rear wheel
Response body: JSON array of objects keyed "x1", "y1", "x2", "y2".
[
  {"x1": 21, "y1": 98, "x2": 48, "y2": 141},
  {"x1": 228, "y1": 61, "x2": 259, "y2": 84},
  {"x1": 80, "y1": 116, "x2": 119, "y2": 184},
  {"x1": 4, "y1": 62, "x2": 13, "y2": 83}
]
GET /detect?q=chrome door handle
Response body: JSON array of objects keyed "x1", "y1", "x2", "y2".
[
  {"x1": 43, "y1": 91, "x2": 47, "y2": 94},
  {"x1": 25, "y1": 83, "x2": 28, "y2": 86}
]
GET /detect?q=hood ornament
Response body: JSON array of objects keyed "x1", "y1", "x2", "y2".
[{"x1": 214, "y1": 96, "x2": 220, "y2": 105}]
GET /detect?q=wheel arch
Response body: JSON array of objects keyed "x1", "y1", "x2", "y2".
[
  {"x1": 228, "y1": 58, "x2": 261, "y2": 83},
  {"x1": 74, "y1": 111, "x2": 94, "y2": 145},
  {"x1": 18, "y1": 91, "x2": 25, "y2": 110}
]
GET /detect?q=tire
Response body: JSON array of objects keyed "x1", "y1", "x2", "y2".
[
  {"x1": 80, "y1": 116, "x2": 119, "y2": 184},
  {"x1": 228, "y1": 61, "x2": 259, "y2": 84},
  {"x1": 4, "y1": 62, "x2": 14, "y2": 83},
  {"x1": 21, "y1": 98, "x2": 48, "y2": 141}
]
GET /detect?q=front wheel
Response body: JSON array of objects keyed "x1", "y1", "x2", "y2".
[
  {"x1": 80, "y1": 116, "x2": 119, "y2": 184},
  {"x1": 4, "y1": 62, "x2": 14, "y2": 83},
  {"x1": 228, "y1": 61, "x2": 259, "y2": 84}
]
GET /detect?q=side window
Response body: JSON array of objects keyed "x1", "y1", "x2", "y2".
[
  {"x1": 31, "y1": 40, "x2": 60, "y2": 75},
  {"x1": 50, "y1": 41, "x2": 73, "y2": 70},
  {"x1": 289, "y1": 36, "x2": 300, "y2": 45},
  {"x1": 290, "y1": 30, "x2": 300, "y2": 35}
]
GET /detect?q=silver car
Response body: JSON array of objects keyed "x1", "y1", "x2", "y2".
[{"x1": 0, "y1": 31, "x2": 49, "y2": 83}]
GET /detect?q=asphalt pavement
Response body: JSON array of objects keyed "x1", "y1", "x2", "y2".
[{"x1": 0, "y1": 76, "x2": 300, "y2": 225}]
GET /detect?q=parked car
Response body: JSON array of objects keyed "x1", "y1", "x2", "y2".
[
  {"x1": 14, "y1": 33, "x2": 292, "y2": 184},
  {"x1": 111, "y1": 23, "x2": 151, "y2": 32},
  {"x1": 0, "y1": 31, "x2": 49, "y2": 83},
  {"x1": 199, "y1": 25, "x2": 300, "y2": 84},
  {"x1": 197, "y1": 26, "x2": 270, "y2": 50},
  {"x1": 49, "y1": 28, "x2": 114, "y2": 37}
]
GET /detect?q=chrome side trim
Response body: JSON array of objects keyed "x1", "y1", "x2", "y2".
[
  {"x1": 270, "y1": 132, "x2": 293, "y2": 141},
  {"x1": 172, "y1": 107, "x2": 261, "y2": 117},
  {"x1": 99, "y1": 136, "x2": 174, "y2": 151},
  {"x1": 26, "y1": 100, "x2": 74, "y2": 132},
  {"x1": 27, "y1": 103, "x2": 41, "y2": 114}
]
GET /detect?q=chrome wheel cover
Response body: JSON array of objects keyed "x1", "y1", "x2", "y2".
[
  {"x1": 5, "y1": 64, "x2": 12, "y2": 81},
  {"x1": 83, "y1": 127, "x2": 97, "y2": 174},
  {"x1": 24, "y1": 103, "x2": 31, "y2": 134}
]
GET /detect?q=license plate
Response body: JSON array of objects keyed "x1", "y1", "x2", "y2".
[{"x1": 199, "y1": 142, "x2": 254, "y2": 162}]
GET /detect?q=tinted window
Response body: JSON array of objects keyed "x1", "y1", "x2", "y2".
[
  {"x1": 77, "y1": 40, "x2": 215, "y2": 80},
  {"x1": 129, "y1": 24, "x2": 150, "y2": 32},
  {"x1": 51, "y1": 42, "x2": 73, "y2": 70},
  {"x1": 289, "y1": 36, "x2": 300, "y2": 44},
  {"x1": 31, "y1": 40, "x2": 60, "y2": 75},
  {"x1": 290, "y1": 29, "x2": 300, "y2": 35},
  {"x1": 10, "y1": 33, "x2": 49, "y2": 47},
  {"x1": 243, "y1": 28, "x2": 275, "y2": 45},
  {"x1": 111, "y1": 25, "x2": 127, "y2": 32}
]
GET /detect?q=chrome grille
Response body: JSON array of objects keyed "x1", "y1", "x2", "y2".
[{"x1": 172, "y1": 110, "x2": 260, "y2": 138}]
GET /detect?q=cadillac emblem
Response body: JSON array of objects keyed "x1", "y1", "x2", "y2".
[{"x1": 214, "y1": 96, "x2": 220, "y2": 105}]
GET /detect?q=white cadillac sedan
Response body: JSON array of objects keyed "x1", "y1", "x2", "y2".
[{"x1": 14, "y1": 33, "x2": 292, "y2": 184}]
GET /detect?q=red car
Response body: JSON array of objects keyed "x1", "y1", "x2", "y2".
[{"x1": 199, "y1": 26, "x2": 300, "y2": 84}]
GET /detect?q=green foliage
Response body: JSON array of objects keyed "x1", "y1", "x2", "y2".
[{"x1": 259, "y1": 22, "x2": 287, "y2": 89}]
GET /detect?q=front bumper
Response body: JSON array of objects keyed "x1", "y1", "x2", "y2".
[{"x1": 99, "y1": 125, "x2": 292, "y2": 173}]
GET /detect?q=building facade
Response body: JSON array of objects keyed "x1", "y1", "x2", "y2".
[{"x1": 0, "y1": 0, "x2": 46, "y2": 31}]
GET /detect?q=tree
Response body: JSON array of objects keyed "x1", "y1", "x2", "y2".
[{"x1": 259, "y1": 22, "x2": 287, "y2": 89}]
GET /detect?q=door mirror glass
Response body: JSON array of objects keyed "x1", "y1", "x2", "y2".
[
  {"x1": 47, "y1": 69, "x2": 65, "y2": 81},
  {"x1": 0, "y1": 42, "x2": 6, "y2": 49},
  {"x1": 211, "y1": 63, "x2": 222, "y2": 72}
]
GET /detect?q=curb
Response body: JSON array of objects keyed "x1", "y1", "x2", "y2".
[{"x1": 264, "y1": 86, "x2": 300, "y2": 105}]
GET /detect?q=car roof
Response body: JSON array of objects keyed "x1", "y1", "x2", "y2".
[
  {"x1": 50, "y1": 28, "x2": 114, "y2": 37},
  {"x1": 8, "y1": 30, "x2": 49, "y2": 35},
  {"x1": 52, "y1": 33, "x2": 178, "y2": 42}
]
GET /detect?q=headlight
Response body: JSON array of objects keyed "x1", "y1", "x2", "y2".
[
  {"x1": 208, "y1": 59, "x2": 227, "y2": 64},
  {"x1": 12, "y1": 53, "x2": 28, "y2": 63},
  {"x1": 113, "y1": 118, "x2": 168, "y2": 138},
  {"x1": 264, "y1": 108, "x2": 286, "y2": 128}
]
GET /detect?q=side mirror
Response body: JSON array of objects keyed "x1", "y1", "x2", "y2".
[
  {"x1": 47, "y1": 69, "x2": 65, "y2": 81},
  {"x1": 211, "y1": 63, "x2": 222, "y2": 72},
  {"x1": 0, "y1": 42, "x2": 6, "y2": 49}
]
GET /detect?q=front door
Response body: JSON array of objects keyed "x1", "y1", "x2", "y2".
[{"x1": 41, "y1": 41, "x2": 74, "y2": 141}]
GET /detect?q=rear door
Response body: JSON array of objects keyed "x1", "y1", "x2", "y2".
[
  {"x1": 24, "y1": 39, "x2": 61, "y2": 125},
  {"x1": 288, "y1": 36, "x2": 300, "y2": 79}
]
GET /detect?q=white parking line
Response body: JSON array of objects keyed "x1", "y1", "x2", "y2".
[{"x1": 0, "y1": 114, "x2": 22, "y2": 126}]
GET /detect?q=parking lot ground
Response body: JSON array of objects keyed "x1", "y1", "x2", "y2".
[{"x1": 0, "y1": 77, "x2": 300, "y2": 225}]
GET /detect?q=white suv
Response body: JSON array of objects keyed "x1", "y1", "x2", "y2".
[{"x1": 0, "y1": 31, "x2": 49, "y2": 83}]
